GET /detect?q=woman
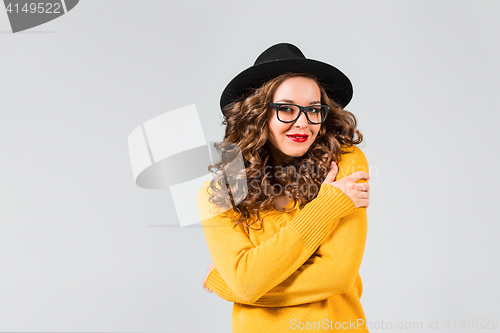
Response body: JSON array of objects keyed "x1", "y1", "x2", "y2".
[{"x1": 198, "y1": 43, "x2": 371, "y2": 332}]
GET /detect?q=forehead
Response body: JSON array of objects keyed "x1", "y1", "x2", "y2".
[{"x1": 273, "y1": 76, "x2": 321, "y2": 102}]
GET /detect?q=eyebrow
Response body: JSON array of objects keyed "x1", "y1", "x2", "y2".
[{"x1": 275, "y1": 99, "x2": 322, "y2": 105}]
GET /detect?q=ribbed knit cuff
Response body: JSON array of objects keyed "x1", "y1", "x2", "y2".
[
  {"x1": 206, "y1": 268, "x2": 246, "y2": 303},
  {"x1": 287, "y1": 183, "x2": 356, "y2": 250}
]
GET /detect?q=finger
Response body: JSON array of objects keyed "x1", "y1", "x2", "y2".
[
  {"x1": 347, "y1": 171, "x2": 370, "y2": 183},
  {"x1": 359, "y1": 198, "x2": 369, "y2": 208},
  {"x1": 325, "y1": 161, "x2": 338, "y2": 183},
  {"x1": 356, "y1": 183, "x2": 370, "y2": 192},
  {"x1": 202, "y1": 282, "x2": 212, "y2": 293},
  {"x1": 323, "y1": 161, "x2": 338, "y2": 183},
  {"x1": 358, "y1": 191, "x2": 369, "y2": 199}
]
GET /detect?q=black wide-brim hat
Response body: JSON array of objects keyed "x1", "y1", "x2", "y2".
[{"x1": 220, "y1": 43, "x2": 353, "y2": 114}]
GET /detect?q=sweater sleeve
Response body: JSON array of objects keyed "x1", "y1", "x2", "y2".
[
  {"x1": 198, "y1": 181, "x2": 356, "y2": 303},
  {"x1": 205, "y1": 208, "x2": 367, "y2": 307},
  {"x1": 204, "y1": 145, "x2": 369, "y2": 306}
]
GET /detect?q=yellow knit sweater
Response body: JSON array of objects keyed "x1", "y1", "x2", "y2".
[{"x1": 197, "y1": 145, "x2": 370, "y2": 332}]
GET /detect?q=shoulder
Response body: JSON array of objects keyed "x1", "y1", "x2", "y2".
[
  {"x1": 197, "y1": 180, "x2": 211, "y2": 198},
  {"x1": 336, "y1": 145, "x2": 369, "y2": 180},
  {"x1": 197, "y1": 180, "x2": 212, "y2": 207}
]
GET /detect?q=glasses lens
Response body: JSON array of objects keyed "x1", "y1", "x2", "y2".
[
  {"x1": 306, "y1": 106, "x2": 328, "y2": 124},
  {"x1": 277, "y1": 104, "x2": 299, "y2": 122}
]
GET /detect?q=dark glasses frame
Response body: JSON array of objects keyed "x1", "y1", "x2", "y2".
[{"x1": 268, "y1": 102, "x2": 330, "y2": 124}]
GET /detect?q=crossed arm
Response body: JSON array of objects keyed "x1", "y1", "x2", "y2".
[
  {"x1": 204, "y1": 206, "x2": 367, "y2": 307},
  {"x1": 200, "y1": 146, "x2": 369, "y2": 306}
]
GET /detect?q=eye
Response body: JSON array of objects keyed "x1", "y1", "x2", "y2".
[
  {"x1": 308, "y1": 107, "x2": 322, "y2": 114},
  {"x1": 278, "y1": 105, "x2": 294, "y2": 112}
]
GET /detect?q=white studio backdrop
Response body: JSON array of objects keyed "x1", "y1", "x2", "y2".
[{"x1": 0, "y1": 0, "x2": 499, "y2": 332}]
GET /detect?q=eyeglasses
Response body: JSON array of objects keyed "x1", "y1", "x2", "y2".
[{"x1": 268, "y1": 102, "x2": 330, "y2": 124}]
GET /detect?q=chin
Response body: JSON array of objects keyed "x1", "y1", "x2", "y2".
[{"x1": 286, "y1": 150, "x2": 308, "y2": 158}]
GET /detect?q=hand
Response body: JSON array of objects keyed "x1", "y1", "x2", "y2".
[
  {"x1": 323, "y1": 161, "x2": 370, "y2": 208},
  {"x1": 202, "y1": 263, "x2": 216, "y2": 293}
]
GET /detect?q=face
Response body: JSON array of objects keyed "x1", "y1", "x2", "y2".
[{"x1": 267, "y1": 76, "x2": 322, "y2": 166}]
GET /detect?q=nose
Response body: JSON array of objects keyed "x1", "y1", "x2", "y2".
[{"x1": 294, "y1": 110, "x2": 309, "y2": 128}]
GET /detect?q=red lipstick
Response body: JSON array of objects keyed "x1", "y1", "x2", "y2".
[{"x1": 286, "y1": 134, "x2": 309, "y2": 142}]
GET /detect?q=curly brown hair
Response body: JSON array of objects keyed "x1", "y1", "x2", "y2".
[{"x1": 207, "y1": 72, "x2": 363, "y2": 229}]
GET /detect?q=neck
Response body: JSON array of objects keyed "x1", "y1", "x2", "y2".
[
  {"x1": 269, "y1": 143, "x2": 292, "y2": 168},
  {"x1": 268, "y1": 163, "x2": 288, "y2": 193}
]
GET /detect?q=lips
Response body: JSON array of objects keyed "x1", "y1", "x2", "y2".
[{"x1": 286, "y1": 134, "x2": 309, "y2": 142}]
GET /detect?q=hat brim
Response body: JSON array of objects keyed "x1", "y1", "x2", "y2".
[{"x1": 220, "y1": 58, "x2": 353, "y2": 112}]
